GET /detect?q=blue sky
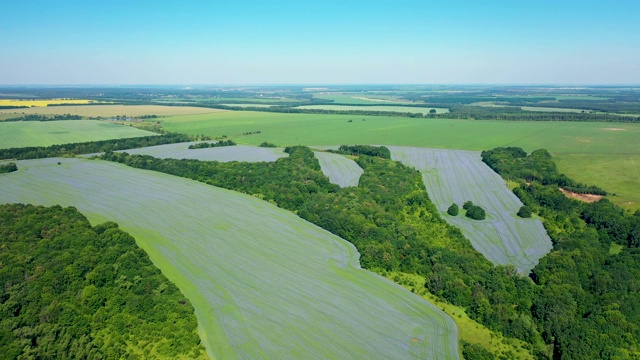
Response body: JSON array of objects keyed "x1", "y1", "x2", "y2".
[{"x1": 1, "y1": 0, "x2": 638, "y2": 84}]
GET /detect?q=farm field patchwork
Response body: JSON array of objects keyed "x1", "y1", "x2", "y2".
[
  {"x1": 159, "y1": 111, "x2": 640, "y2": 210},
  {"x1": 0, "y1": 120, "x2": 156, "y2": 149},
  {"x1": 554, "y1": 153, "x2": 640, "y2": 210},
  {"x1": 295, "y1": 104, "x2": 450, "y2": 114},
  {"x1": 120, "y1": 142, "x2": 288, "y2": 162},
  {"x1": 389, "y1": 147, "x2": 553, "y2": 273},
  {"x1": 0, "y1": 158, "x2": 459, "y2": 360},
  {"x1": 0, "y1": 99, "x2": 100, "y2": 107},
  {"x1": 313, "y1": 151, "x2": 363, "y2": 187},
  {"x1": 0, "y1": 104, "x2": 227, "y2": 117},
  {"x1": 313, "y1": 93, "x2": 415, "y2": 104}
]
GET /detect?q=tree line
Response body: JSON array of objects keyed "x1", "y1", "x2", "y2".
[{"x1": 0, "y1": 133, "x2": 200, "y2": 161}]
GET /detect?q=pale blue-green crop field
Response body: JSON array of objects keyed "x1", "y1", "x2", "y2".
[{"x1": 0, "y1": 158, "x2": 459, "y2": 359}]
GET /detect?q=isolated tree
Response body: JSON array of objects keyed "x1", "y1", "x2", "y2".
[
  {"x1": 447, "y1": 203, "x2": 459, "y2": 216},
  {"x1": 429, "y1": 109, "x2": 437, "y2": 114},
  {"x1": 517, "y1": 205, "x2": 532, "y2": 218}
]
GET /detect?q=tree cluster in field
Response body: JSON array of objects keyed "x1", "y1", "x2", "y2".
[
  {"x1": 0, "y1": 162, "x2": 18, "y2": 173},
  {"x1": 0, "y1": 204, "x2": 205, "y2": 359},
  {"x1": 259, "y1": 141, "x2": 277, "y2": 148},
  {"x1": 463, "y1": 201, "x2": 486, "y2": 220},
  {"x1": 447, "y1": 203, "x2": 459, "y2": 216},
  {"x1": 2, "y1": 114, "x2": 82, "y2": 122},
  {"x1": 188, "y1": 140, "x2": 236, "y2": 149},
  {"x1": 0, "y1": 133, "x2": 196, "y2": 160},
  {"x1": 329, "y1": 145, "x2": 391, "y2": 159},
  {"x1": 242, "y1": 130, "x2": 261, "y2": 135},
  {"x1": 481, "y1": 147, "x2": 607, "y2": 195},
  {"x1": 486, "y1": 147, "x2": 640, "y2": 359}
]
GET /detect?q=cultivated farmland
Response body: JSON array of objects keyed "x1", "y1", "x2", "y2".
[
  {"x1": 389, "y1": 146, "x2": 553, "y2": 273},
  {"x1": 159, "y1": 111, "x2": 640, "y2": 209},
  {"x1": 120, "y1": 142, "x2": 288, "y2": 162},
  {"x1": 0, "y1": 158, "x2": 459, "y2": 360},
  {"x1": 0, "y1": 104, "x2": 226, "y2": 117},
  {"x1": 0, "y1": 99, "x2": 99, "y2": 107},
  {"x1": 0, "y1": 120, "x2": 156, "y2": 149},
  {"x1": 295, "y1": 104, "x2": 450, "y2": 114},
  {"x1": 313, "y1": 151, "x2": 363, "y2": 187}
]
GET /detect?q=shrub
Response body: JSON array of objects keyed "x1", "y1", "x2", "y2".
[
  {"x1": 447, "y1": 203, "x2": 459, "y2": 216},
  {"x1": 517, "y1": 205, "x2": 532, "y2": 218}
]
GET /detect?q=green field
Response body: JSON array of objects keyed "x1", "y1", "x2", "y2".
[
  {"x1": 555, "y1": 153, "x2": 640, "y2": 210},
  {"x1": 295, "y1": 104, "x2": 450, "y2": 114},
  {"x1": 0, "y1": 105, "x2": 226, "y2": 117},
  {"x1": 0, "y1": 120, "x2": 156, "y2": 149},
  {"x1": 0, "y1": 158, "x2": 459, "y2": 359},
  {"x1": 159, "y1": 111, "x2": 640, "y2": 209},
  {"x1": 390, "y1": 147, "x2": 552, "y2": 273}
]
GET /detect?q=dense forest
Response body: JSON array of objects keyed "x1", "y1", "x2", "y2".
[
  {"x1": 99, "y1": 146, "x2": 640, "y2": 359},
  {"x1": 0, "y1": 204, "x2": 205, "y2": 359},
  {"x1": 482, "y1": 148, "x2": 640, "y2": 359}
]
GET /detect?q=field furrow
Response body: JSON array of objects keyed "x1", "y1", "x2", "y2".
[
  {"x1": 119, "y1": 142, "x2": 288, "y2": 162},
  {"x1": 0, "y1": 158, "x2": 458, "y2": 360},
  {"x1": 390, "y1": 146, "x2": 552, "y2": 274}
]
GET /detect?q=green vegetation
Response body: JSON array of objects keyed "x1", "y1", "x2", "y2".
[
  {"x1": 158, "y1": 110, "x2": 640, "y2": 209},
  {"x1": 0, "y1": 120, "x2": 157, "y2": 149},
  {"x1": 517, "y1": 206, "x2": 532, "y2": 218},
  {"x1": 0, "y1": 104, "x2": 225, "y2": 117},
  {"x1": 0, "y1": 204, "x2": 205, "y2": 359},
  {"x1": 0, "y1": 133, "x2": 196, "y2": 160},
  {"x1": 0, "y1": 157, "x2": 459, "y2": 359},
  {"x1": 120, "y1": 143, "x2": 288, "y2": 163},
  {"x1": 0, "y1": 162, "x2": 17, "y2": 173},
  {"x1": 448, "y1": 203, "x2": 459, "y2": 216},
  {"x1": 329, "y1": 144, "x2": 391, "y2": 159},
  {"x1": 258, "y1": 141, "x2": 277, "y2": 147},
  {"x1": 187, "y1": 139, "x2": 236, "y2": 149},
  {"x1": 482, "y1": 147, "x2": 640, "y2": 358},
  {"x1": 390, "y1": 147, "x2": 552, "y2": 273},
  {"x1": 481, "y1": 147, "x2": 607, "y2": 195},
  {"x1": 1, "y1": 114, "x2": 82, "y2": 122},
  {"x1": 464, "y1": 201, "x2": 487, "y2": 220},
  {"x1": 295, "y1": 104, "x2": 450, "y2": 114},
  {"x1": 97, "y1": 146, "x2": 558, "y2": 357}
]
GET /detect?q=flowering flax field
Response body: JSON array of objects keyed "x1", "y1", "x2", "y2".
[
  {"x1": 390, "y1": 146, "x2": 552, "y2": 274},
  {"x1": 313, "y1": 151, "x2": 363, "y2": 187},
  {"x1": 0, "y1": 158, "x2": 459, "y2": 360},
  {"x1": 119, "y1": 142, "x2": 288, "y2": 162}
]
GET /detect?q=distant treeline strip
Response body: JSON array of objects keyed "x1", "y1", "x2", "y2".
[
  {"x1": 0, "y1": 133, "x2": 199, "y2": 160},
  {"x1": 1, "y1": 114, "x2": 82, "y2": 122},
  {"x1": 158, "y1": 102, "x2": 640, "y2": 122}
]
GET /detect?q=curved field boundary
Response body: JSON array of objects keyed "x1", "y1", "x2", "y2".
[
  {"x1": 313, "y1": 151, "x2": 363, "y2": 187},
  {"x1": 389, "y1": 146, "x2": 552, "y2": 274},
  {"x1": 120, "y1": 142, "x2": 288, "y2": 162},
  {"x1": 0, "y1": 120, "x2": 156, "y2": 149},
  {"x1": 0, "y1": 158, "x2": 459, "y2": 360}
]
